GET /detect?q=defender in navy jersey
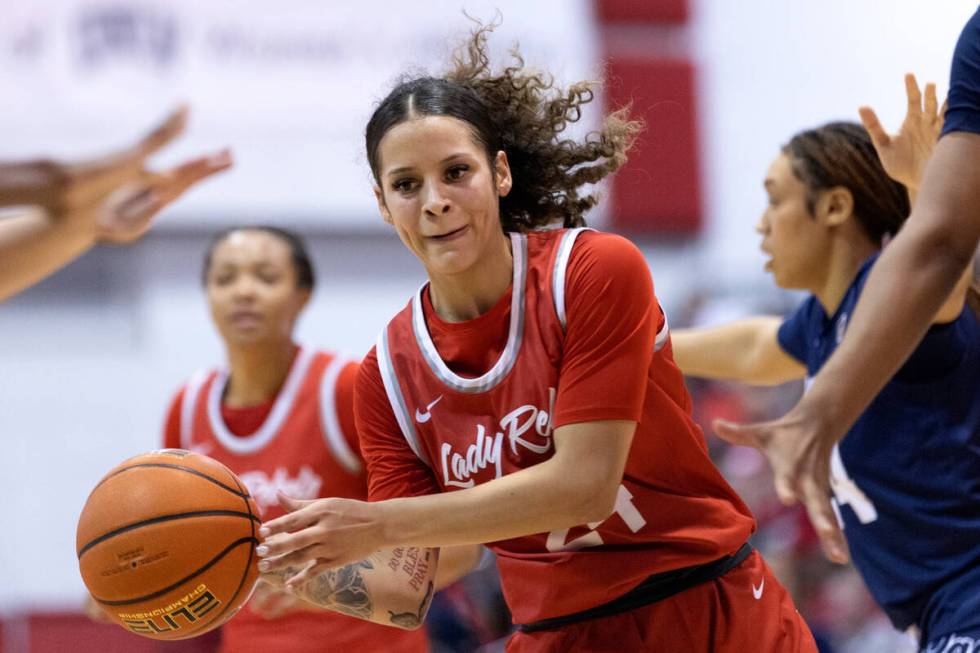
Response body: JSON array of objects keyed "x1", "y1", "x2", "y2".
[
  {"x1": 671, "y1": 74, "x2": 979, "y2": 651},
  {"x1": 778, "y1": 252, "x2": 980, "y2": 642}
]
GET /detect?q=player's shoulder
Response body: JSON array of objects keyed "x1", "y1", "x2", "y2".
[
  {"x1": 356, "y1": 346, "x2": 382, "y2": 387},
  {"x1": 570, "y1": 229, "x2": 647, "y2": 268}
]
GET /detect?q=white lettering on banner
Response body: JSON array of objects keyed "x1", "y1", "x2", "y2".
[
  {"x1": 440, "y1": 391, "x2": 556, "y2": 489},
  {"x1": 239, "y1": 466, "x2": 323, "y2": 511},
  {"x1": 546, "y1": 485, "x2": 648, "y2": 552}
]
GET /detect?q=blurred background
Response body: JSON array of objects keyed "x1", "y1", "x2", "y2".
[{"x1": 1, "y1": 1, "x2": 976, "y2": 651}]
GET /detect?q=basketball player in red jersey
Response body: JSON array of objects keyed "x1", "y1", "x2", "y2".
[
  {"x1": 158, "y1": 226, "x2": 477, "y2": 653},
  {"x1": 257, "y1": 26, "x2": 818, "y2": 652}
]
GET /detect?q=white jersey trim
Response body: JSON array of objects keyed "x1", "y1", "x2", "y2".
[
  {"x1": 410, "y1": 232, "x2": 527, "y2": 394},
  {"x1": 179, "y1": 369, "x2": 209, "y2": 450},
  {"x1": 206, "y1": 347, "x2": 316, "y2": 455},
  {"x1": 654, "y1": 311, "x2": 670, "y2": 352},
  {"x1": 377, "y1": 327, "x2": 430, "y2": 466},
  {"x1": 319, "y1": 354, "x2": 362, "y2": 475},
  {"x1": 552, "y1": 227, "x2": 592, "y2": 331}
]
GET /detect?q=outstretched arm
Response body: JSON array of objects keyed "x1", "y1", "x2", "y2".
[
  {"x1": 671, "y1": 317, "x2": 806, "y2": 385},
  {"x1": 714, "y1": 74, "x2": 978, "y2": 564},
  {"x1": 0, "y1": 107, "x2": 230, "y2": 302}
]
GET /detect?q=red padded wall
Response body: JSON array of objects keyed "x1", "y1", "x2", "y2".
[
  {"x1": 596, "y1": 0, "x2": 689, "y2": 24},
  {"x1": 605, "y1": 58, "x2": 702, "y2": 233}
]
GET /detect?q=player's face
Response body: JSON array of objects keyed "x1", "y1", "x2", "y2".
[
  {"x1": 373, "y1": 115, "x2": 512, "y2": 279},
  {"x1": 757, "y1": 153, "x2": 833, "y2": 290},
  {"x1": 205, "y1": 231, "x2": 309, "y2": 347}
]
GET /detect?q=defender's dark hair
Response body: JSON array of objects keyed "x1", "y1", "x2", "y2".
[
  {"x1": 783, "y1": 121, "x2": 910, "y2": 244},
  {"x1": 202, "y1": 225, "x2": 315, "y2": 290},
  {"x1": 365, "y1": 23, "x2": 642, "y2": 232}
]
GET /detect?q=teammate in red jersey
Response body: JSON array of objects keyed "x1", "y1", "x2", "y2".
[
  {"x1": 142, "y1": 226, "x2": 476, "y2": 653},
  {"x1": 257, "y1": 26, "x2": 817, "y2": 652}
]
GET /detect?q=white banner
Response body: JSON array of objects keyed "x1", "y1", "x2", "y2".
[{"x1": 0, "y1": 0, "x2": 598, "y2": 229}]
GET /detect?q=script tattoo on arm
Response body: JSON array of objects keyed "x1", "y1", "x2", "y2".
[
  {"x1": 303, "y1": 559, "x2": 375, "y2": 620},
  {"x1": 388, "y1": 580, "x2": 434, "y2": 629}
]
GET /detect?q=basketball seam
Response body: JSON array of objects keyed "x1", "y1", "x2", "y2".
[
  {"x1": 176, "y1": 476, "x2": 259, "y2": 638},
  {"x1": 92, "y1": 536, "x2": 259, "y2": 606},
  {"x1": 143, "y1": 478, "x2": 260, "y2": 640},
  {"x1": 90, "y1": 463, "x2": 253, "y2": 500},
  {"x1": 78, "y1": 510, "x2": 261, "y2": 559}
]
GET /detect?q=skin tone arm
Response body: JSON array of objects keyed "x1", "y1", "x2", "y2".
[
  {"x1": 255, "y1": 421, "x2": 634, "y2": 627},
  {"x1": 671, "y1": 317, "x2": 806, "y2": 385},
  {"x1": 0, "y1": 107, "x2": 231, "y2": 302},
  {"x1": 714, "y1": 75, "x2": 978, "y2": 564},
  {"x1": 247, "y1": 543, "x2": 481, "y2": 621}
]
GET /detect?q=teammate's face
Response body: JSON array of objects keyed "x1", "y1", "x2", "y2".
[
  {"x1": 205, "y1": 231, "x2": 309, "y2": 347},
  {"x1": 757, "y1": 154, "x2": 833, "y2": 290},
  {"x1": 373, "y1": 115, "x2": 512, "y2": 278}
]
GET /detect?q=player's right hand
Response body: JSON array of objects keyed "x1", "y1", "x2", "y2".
[
  {"x1": 858, "y1": 73, "x2": 945, "y2": 191},
  {"x1": 29, "y1": 106, "x2": 232, "y2": 242}
]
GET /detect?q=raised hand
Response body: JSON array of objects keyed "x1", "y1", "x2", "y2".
[
  {"x1": 1, "y1": 106, "x2": 231, "y2": 242},
  {"x1": 93, "y1": 149, "x2": 231, "y2": 244},
  {"x1": 712, "y1": 411, "x2": 849, "y2": 565},
  {"x1": 858, "y1": 73, "x2": 945, "y2": 191}
]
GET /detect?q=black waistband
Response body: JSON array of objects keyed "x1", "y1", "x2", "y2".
[{"x1": 515, "y1": 542, "x2": 754, "y2": 633}]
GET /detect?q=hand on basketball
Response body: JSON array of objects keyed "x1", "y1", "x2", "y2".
[
  {"x1": 25, "y1": 106, "x2": 232, "y2": 243},
  {"x1": 713, "y1": 408, "x2": 850, "y2": 565},
  {"x1": 255, "y1": 492, "x2": 387, "y2": 588},
  {"x1": 858, "y1": 73, "x2": 945, "y2": 191}
]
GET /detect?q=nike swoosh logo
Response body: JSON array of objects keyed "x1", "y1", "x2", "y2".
[
  {"x1": 415, "y1": 395, "x2": 443, "y2": 423},
  {"x1": 752, "y1": 579, "x2": 765, "y2": 600}
]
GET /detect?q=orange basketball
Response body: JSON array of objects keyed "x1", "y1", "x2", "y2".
[{"x1": 76, "y1": 449, "x2": 261, "y2": 640}]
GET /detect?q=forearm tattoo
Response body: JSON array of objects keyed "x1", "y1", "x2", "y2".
[
  {"x1": 388, "y1": 581, "x2": 434, "y2": 629},
  {"x1": 304, "y1": 559, "x2": 375, "y2": 620}
]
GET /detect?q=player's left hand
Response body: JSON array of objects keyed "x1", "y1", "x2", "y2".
[
  {"x1": 713, "y1": 405, "x2": 850, "y2": 565},
  {"x1": 858, "y1": 73, "x2": 945, "y2": 191},
  {"x1": 255, "y1": 492, "x2": 386, "y2": 589}
]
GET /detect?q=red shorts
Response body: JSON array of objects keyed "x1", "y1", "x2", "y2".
[{"x1": 506, "y1": 551, "x2": 817, "y2": 653}]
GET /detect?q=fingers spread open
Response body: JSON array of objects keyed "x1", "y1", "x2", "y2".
[
  {"x1": 924, "y1": 82, "x2": 938, "y2": 118},
  {"x1": 799, "y1": 474, "x2": 848, "y2": 563},
  {"x1": 858, "y1": 106, "x2": 890, "y2": 149},
  {"x1": 137, "y1": 105, "x2": 189, "y2": 158},
  {"x1": 905, "y1": 73, "x2": 922, "y2": 113},
  {"x1": 772, "y1": 467, "x2": 800, "y2": 507},
  {"x1": 711, "y1": 419, "x2": 764, "y2": 449},
  {"x1": 158, "y1": 149, "x2": 232, "y2": 198}
]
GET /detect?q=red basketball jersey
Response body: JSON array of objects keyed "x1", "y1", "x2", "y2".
[
  {"x1": 166, "y1": 347, "x2": 428, "y2": 653},
  {"x1": 370, "y1": 229, "x2": 756, "y2": 624}
]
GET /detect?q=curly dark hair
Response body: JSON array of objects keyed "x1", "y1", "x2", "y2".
[{"x1": 365, "y1": 23, "x2": 642, "y2": 232}]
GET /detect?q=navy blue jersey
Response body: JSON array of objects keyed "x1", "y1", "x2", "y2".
[
  {"x1": 943, "y1": 7, "x2": 980, "y2": 136},
  {"x1": 778, "y1": 253, "x2": 980, "y2": 639}
]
